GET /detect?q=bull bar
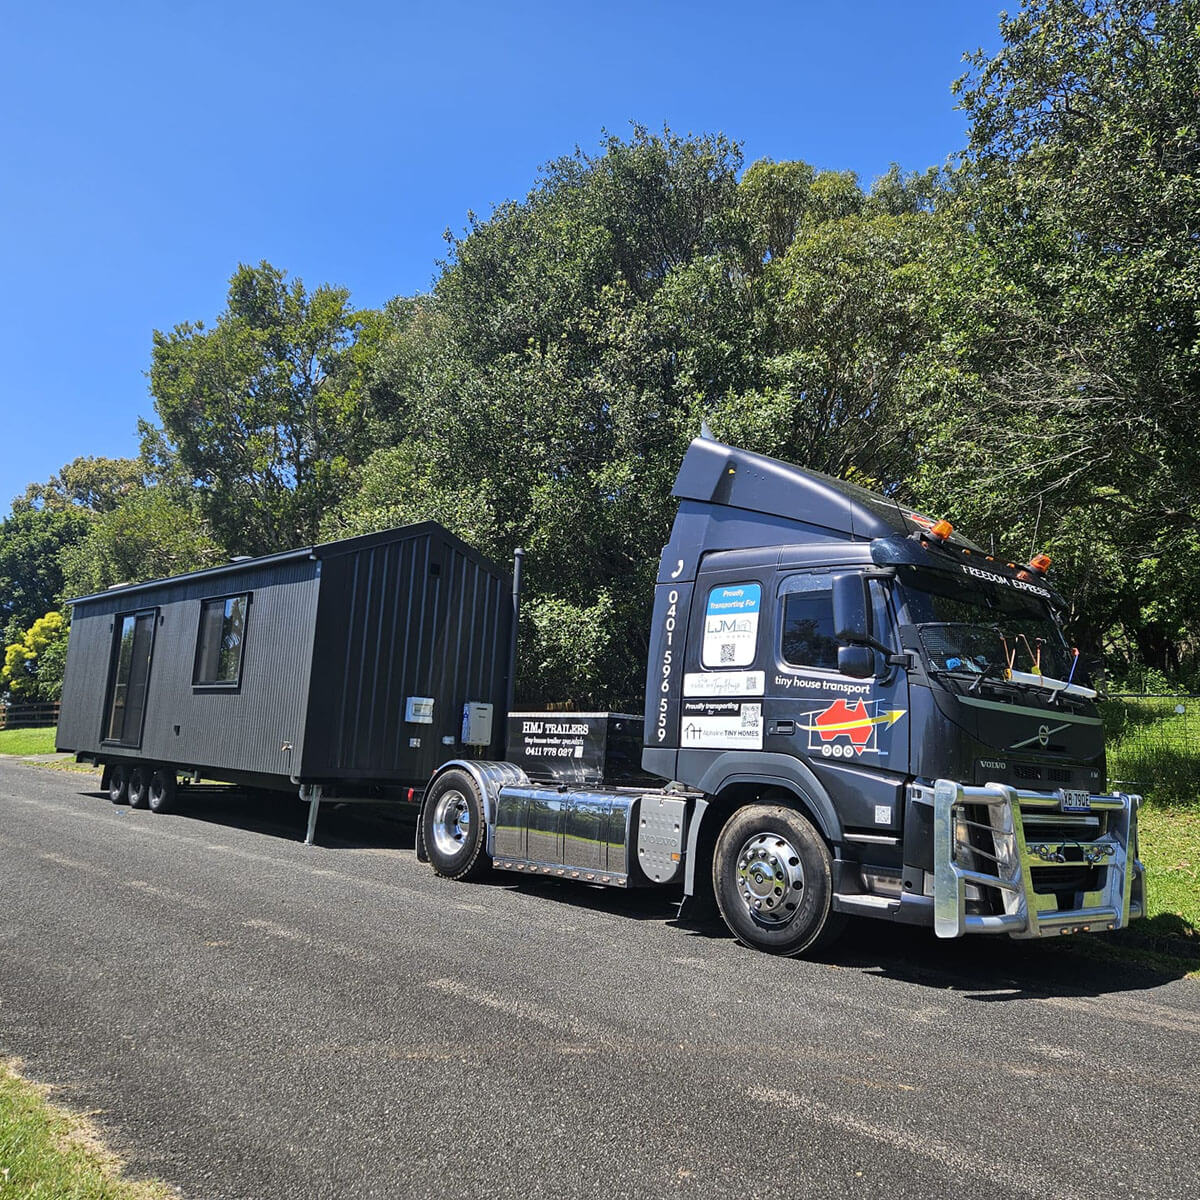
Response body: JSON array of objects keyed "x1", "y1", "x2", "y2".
[{"x1": 932, "y1": 780, "x2": 1144, "y2": 939}]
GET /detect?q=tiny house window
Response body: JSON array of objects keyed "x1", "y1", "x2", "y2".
[
  {"x1": 194, "y1": 594, "x2": 249, "y2": 686},
  {"x1": 780, "y1": 577, "x2": 839, "y2": 671}
]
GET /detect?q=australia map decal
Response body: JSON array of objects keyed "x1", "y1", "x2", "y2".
[{"x1": 799, "y1": 697, "x2": 906, "y2": 758}]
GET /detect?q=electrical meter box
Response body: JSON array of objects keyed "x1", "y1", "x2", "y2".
[{"x1": 461, "y1": 702, "x2": 494, "y2": 746}]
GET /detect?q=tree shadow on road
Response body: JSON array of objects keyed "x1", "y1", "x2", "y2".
[{"x1": 817, "y1": 919, "x2": 1198, "y2": 999}]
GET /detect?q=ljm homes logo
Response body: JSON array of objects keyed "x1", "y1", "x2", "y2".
[{"x1": 799, "y1": 698, "x2": 906, "y2": 758}]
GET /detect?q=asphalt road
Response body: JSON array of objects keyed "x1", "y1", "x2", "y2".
[{"x1": 1, "y1": 758, "x2": 1197, "y2": 1200}]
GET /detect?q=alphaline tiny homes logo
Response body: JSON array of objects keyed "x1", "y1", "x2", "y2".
[{"x1": 799, "y1": 697, "x2": 906, "y2": 758}]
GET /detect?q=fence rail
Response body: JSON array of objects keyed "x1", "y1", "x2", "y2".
[{"x1": 0, "y1": 703, "x2": 60, "y2": 731}]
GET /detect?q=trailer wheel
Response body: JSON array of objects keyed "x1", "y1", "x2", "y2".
[
  {"x1": 107, "y1": 765, "x2": 129, "y2": 805},
  {"x1": 127, "y1": 766, "x2": 150, "y2": 809},
  {"x1": 422, "y1": 769, "x2": 489, "y2": 881},
  {"x1": 712, "y1": 804, "x2": 844, "y2": 957},
  {"x1": 148, "y1": 768, "x2": 176, "y2": 814}
]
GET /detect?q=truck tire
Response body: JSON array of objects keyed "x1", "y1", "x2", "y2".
[
  {"x1": 422, "y1": 768, "x2": 489, "y2": 881},
  {"x1": 127, "y1": 766, "x2": 150, "y2": 809},
  {"x1": 108, "y1": 764, "x2": 129, "y2": 805},
  {"x1": 148, "y1": 768, "x2": 176, "y2": 814},
  {"x1": 712, "y1": 804, "x2": 845, "y2": 957}
]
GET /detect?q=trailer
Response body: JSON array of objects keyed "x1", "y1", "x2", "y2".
[
  {"x1": 58, "y1": 437, "x2": 1145, "y2": 957},
  {"x1": 58, "y1": 522, "x2": 511, "y2": 840}
]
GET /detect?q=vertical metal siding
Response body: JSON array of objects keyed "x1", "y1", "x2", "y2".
[{"x1": 302, "y1": 527, "x2": 510, "y2": 783}]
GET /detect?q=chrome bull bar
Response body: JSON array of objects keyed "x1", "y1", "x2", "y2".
[{"x1": 932, "y1": 780, "x2": 1144, "y2": 939}]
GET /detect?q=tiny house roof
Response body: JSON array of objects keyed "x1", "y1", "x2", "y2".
[{"x1": 68, "y1": 521, "x2": 508, "y2": 606}]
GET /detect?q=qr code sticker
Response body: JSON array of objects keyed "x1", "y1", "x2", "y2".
[{"x1": 720, "y1": 643, "x2": 736, "y2": 664}]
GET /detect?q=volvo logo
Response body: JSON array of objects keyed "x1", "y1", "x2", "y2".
[{"x1": 1010, "y1": 721, "x2": 1071, "y2": 751}]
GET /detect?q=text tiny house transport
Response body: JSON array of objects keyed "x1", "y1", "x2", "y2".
[{"x1": 57, "y1": 438, "x2": 1142, "y2": 958}]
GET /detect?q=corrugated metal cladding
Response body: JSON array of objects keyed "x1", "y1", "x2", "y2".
[
  {"x1": 302, "y1": 525, "x2": 510, "y2": 783},
  {"x1": 58, "y1": 559, "x2": 321, "y2": 779},
  {"x1": 56, "y1": 521, "x2": 511, "y2": 792}
]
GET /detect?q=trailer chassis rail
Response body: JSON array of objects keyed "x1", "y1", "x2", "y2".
[{"x1": 932, "y1": 779, "x2": 1143, "y2": 939}]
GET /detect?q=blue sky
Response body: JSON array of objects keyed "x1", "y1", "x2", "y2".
[{"x1": 0, "y1": 1, "x2": 1001, "y2": 511}]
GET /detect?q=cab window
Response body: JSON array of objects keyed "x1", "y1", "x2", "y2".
[{"x1": 780, "y1": 577, "x2": 838, "y2": 670}]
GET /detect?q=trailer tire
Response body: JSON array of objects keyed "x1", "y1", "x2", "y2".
[
  {"x1": 422, "y1": 768, "x2": 489, "y2": 881},
  {"x1": 712, "y1": 804, "x2": 844, "y2": 957},
  {"x1": 148, "y1": 768, "x2": 176, "y2": 814},
  {"x1": 107, "y1": 765, "x2": 129, "y2": 805},
  {"x1": 127, "y1": 766, "x2": 150, "y2": 809}
]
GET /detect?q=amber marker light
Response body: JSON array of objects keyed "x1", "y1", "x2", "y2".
[
  {"x1": 930, "y1": 519, "x2": 954, "y2": 540},
  {"x1": 1029, "y1": 553, "x2": 1052, "y2": 574}
]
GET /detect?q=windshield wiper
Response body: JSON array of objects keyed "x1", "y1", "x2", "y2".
[{"x1": 968, "y1": 661, "x2": 1007, "y2": 694}]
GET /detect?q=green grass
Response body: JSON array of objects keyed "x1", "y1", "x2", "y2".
[
  {"x1": 1073, "y1": 698, "x2": 1200, "y2": 975},
  {"x1": 0, "y1": 727, "x2": 58, "y2": 756},
  {"x1": 1102, "y1": 696, "x2": 1200, "y2": 805},
  {"x1": 0, "y1": 1060, "x2": 172, "y2": 1199}
]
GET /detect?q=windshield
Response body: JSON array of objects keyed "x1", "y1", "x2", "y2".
[{"x1": 895, "y1": 565, "x2": 1074, "y2": 680}]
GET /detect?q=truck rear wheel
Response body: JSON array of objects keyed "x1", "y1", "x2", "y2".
[
  {"x1": 127, "y1": 766, "x2": 150, "y2": 809},
  {"x1": 107, "y1": 765, "x2": 129, "y2": 805},
  {"x1": 712, "y1": 804, "x2": 844, "y2": 957},
  {"x1": 422, "y1": 769, "x2": 489, "y2": 881}
]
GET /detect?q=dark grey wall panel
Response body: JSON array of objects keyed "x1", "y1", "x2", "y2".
[
  {"x1": 58, "y1": 560, "x2": 320, "y2": 778},
  {"x1": 302, "y1": 526, "x2": 511, "y2": 783}
]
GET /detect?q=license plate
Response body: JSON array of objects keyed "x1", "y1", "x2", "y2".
[{"x1": 1060, "y1": 789, "x2": 1091, "y2": 812}]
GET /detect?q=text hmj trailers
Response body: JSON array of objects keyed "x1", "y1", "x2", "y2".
[{"x1": 58, "y1": 440, "x2": 1144, "y2": 957}]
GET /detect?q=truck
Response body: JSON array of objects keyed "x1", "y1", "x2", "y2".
[{"x1": 57, "y1": 436, "x2": 1144, "y2": 957}]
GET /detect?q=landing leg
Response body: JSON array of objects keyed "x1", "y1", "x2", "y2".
[{"x1": 302, "y1": 784, "x2": 323, "y2": 846}]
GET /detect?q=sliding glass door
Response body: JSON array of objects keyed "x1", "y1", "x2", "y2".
[{"x1": 104, "y1": 610, "x2": 156, "y2": 746}]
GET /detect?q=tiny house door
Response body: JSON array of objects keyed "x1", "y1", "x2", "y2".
[{"x1": 103, "y1": 610, "x2": 156, "y2": 747}]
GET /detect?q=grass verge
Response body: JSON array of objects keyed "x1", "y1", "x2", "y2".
[
  {"x1": 0, "y1": 727, "x2": 58, "y2": 756},
  {"x1": 0, "y1": 1059, "x2": 172, "y2": 1199}
]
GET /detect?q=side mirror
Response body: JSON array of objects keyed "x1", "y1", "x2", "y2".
[
  {"x1": 838, "y1": 645, "x2": 875, "y2": 679},
  {"x1": 832, "y1": 572, "x2": 870, "y2": 644}
]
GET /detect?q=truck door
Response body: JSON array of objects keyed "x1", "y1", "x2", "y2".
[{"x1": 766, "y1": 571, "x2": 909, "y2": 834}]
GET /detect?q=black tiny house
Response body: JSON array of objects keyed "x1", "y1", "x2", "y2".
[{"x1": 57, "y1": 523, "x2": 512, "y2": 797}]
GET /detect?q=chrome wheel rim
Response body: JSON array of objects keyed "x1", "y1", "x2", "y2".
[
  {"x1": 735, "y1": 832, "x2": 805, "y2": 926},
  {"x1": 431, "y1": 789, "x2": 472, "y2": 858}
]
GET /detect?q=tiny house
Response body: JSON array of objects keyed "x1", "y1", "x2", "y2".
[{"x1": 57, "y1": 523, "x2": 512, "y2": 809}]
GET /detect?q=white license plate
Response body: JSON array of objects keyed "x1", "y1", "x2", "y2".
[{"x1": 1059, "y1": 789, "x2": 1091, "y2": 812}]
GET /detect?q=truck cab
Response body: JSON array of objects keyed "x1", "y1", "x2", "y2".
[{"x1": 641, "y1": 438, "x2": 1142, "y2": 951}]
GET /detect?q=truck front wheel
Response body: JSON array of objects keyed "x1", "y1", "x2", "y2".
[
  {"x1": 712, "y1": 804, "x2": 844, "y2": 957},
  {"x1": 422, "y1": 769, "x2": 489, "y2": 881}
]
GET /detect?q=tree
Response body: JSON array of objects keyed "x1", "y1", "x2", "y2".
[
  {"x1": 59, "y1": 486, "x2": 224, "y2": 598},
  {"x1": 2, "y1": 611, "x2": 69, "y2": 703},
  {"x1": 908, "y1": 0, "x2": 1200, "y2": 679},
  {"x1": 12, "y1": 456, "x2": 144, "y2": 514},
  {"x1": 149, "y1": 261, "x2": 377, "y2": 555},
  {"x1": 0, "y1": 506, "x2": 92, "y2": 645}
]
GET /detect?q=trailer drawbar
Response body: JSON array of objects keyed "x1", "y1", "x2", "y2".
[{"x1": 58, "y1": 437, "x2": 1144, "y2": 957}]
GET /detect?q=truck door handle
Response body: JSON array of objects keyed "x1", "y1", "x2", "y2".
[{"x1": 767, "y1": 720, "x2": 795, "y2": 736}]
